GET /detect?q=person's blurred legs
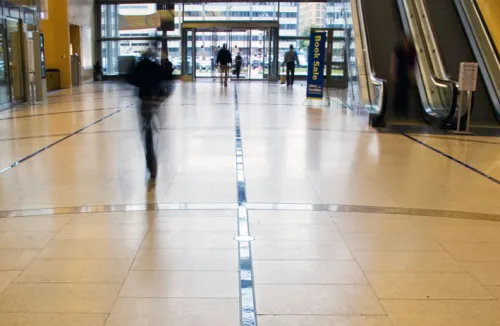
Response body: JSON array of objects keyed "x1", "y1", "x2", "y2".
[
  {"x1": 394, "y1": 78, "x2": 410, "y2": 118},
  {"x1": 144, "y1": 125, "x2": 157, "y2": 178},
  {"x1": 140, "y1": 100, "x2": 157, "y2": 178},
  {"x1": 223, "y1": 65, "x2": 229, "y2": 86},
  {"x1": 286, "y1": 62, "x2": 295, "y2": 86}
]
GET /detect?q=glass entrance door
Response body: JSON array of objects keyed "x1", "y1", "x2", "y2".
[
  {"x1": 181, "y1": 23, "x2": 279, "y2": 81},
  {"x1": 7, "y1": 20, "x2": 24, "y2": 102},
  {"x1": 0, "y1": 22, "x2": 10, "y2": 105},
  {"x1": 230, "y1": 29, "x2": 250, "y2": 79}
]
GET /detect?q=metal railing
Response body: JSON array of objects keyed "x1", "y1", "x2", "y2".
[
  {"x1": 454, "y1": 0, "x2": 500, "y2": 121},
  {"x1": 351, "y1": 0, "x2": 388, "y2": 126},
  {"x1": 400, "y1": 0, "x2": 458, "y2": 122}
]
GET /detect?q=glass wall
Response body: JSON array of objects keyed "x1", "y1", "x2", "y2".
[
  {"x1": 98, "y1": 1, "x2": 352, "y2": 78},
  {"x1": 183, "y1": 2, "x2": 279, "y2": 21},
  {"x1": 0, "y1": 22, "x2": 9, "y2": 105},
  {"x1": 7, "y1": 20, "x2": 23, "y2": 102},
  {"x1": 100, "y1": 3, "x2": 182, "y2": 75}
]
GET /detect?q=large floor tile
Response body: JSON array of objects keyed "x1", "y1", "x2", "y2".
[
  {"x1": 382, "y1": 300, "x2": 500, "y2": 326},
  {"x1": 0, "y1": 250, "x2": 39, "y2": 271},
  {"x1": 140, "y1": 231, "x2": 237, "y2": 249},
  {"x1": 150, "y1": 216, "x2": 236, "y2": 232},
  {"x1": 442, "y1": 242, "x2": 500, "y2": 262},
  {"x1": 119, "y1": 271, "x2": 238, "y2": 298},
  {"x1": 256, "y1": 284, "x2": 385, "y2": 315},
  {"x1": 132, "y1": 249, "x2": 238, "y2": 271},
  {"x1": 105, "y1": 298, "x2": 239, "y2": 326},
  {"x1": 55, "y1": 224, "x2": 149, "y2": 240},
  {"x1": 252, "y1": 240, "x2": 353, "y2": 260},
  {"x1": 246, "y1": 177, "x2": 323, "y2": 203},
  {"x1": 0, "y1": 217, "x2": 71, "y2": 232},
  {"x1": 343, "y1": 233, "x2": 443, "y2": 251},
  {"x1": 334, "y1": 216, "x2": 422, "y2": 233},
  {"x1": 68, "y1": 211, "x2": 155, "y2": 225},
  {"x1": 353, "y1": 251, "x2": 464, "y2": 272},
  {"x1": 16, "y1": 259, "x2": 133, "y2": 283},
  {"x1": 487, "y1": 286, "x2": 500, "y2": 300},
  {"x1": 250, "y1": 224, "x2": 343, "y2": 241},
  {"x1": 248, "y1": 210, "x2": 333, "y2": 224},
  {"x1": 162, "y1": 180, "x2": 236, "y2": 203},
  {"x1": 0, "y1": 313, "x2": 107, "y2": 326},
  {"x1": 0, "y1": 233, "x2": 55, "y2": 250},
  {"x1": 155, "y1": 210, "x2": 236, "y2": 218},
  {"x1": 0, "y1": 272, "x2": 20, "y2": 295},
  {"x1": 254, "y1": 260, "x2": 367, "y2": 284},
  {"x1": 0, "y1": 283, "x2": 121, "y2": 313},
  {"x1": 462, "y1": 262, "x2": 500, "y2": 285},
  {"x1": 366, "y1": 272, "x2": 493, "y2": 300},
  {"x1": 39, "y1": 239, "x2": 142, "y2": 259},
  {"x1": 258, "y1": 315, "x2": 393, "y2": 326},
  {"x1": 425, "y1": 225, "x2": 500, "y2": 243}
]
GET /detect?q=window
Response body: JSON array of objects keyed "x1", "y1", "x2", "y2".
[
  {"x1": 279, "y1": 12, "x2": 297, "y2": 18},
  {"x1": 81, "y1": 26, "x2": 93, "y2": 68}
]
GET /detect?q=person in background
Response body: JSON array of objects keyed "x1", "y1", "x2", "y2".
[
  {"x1": 391, "y1": 34, "x2": 416, "y2": 118},
  {"x1": 234, "y1": 52, "x2": 243, "y2": 80},
  {"x1": 93, "y1": 61, "x2": 103, "y2": 81},
  {"x1": 216, "y1": 44, "x2": 232, "y2": 86},
  {"x1": 211, "y1": 45, "x2": 220, "y2": 81},
  {"x1": 283, "y1": 44, "x2": 299, "y2": 86}
]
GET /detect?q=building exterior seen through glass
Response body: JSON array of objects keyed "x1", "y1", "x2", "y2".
[{"x1": 99, "y1": 2, "x2": 353, "y2": 77}]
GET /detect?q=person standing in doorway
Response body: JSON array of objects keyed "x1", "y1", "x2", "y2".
[
  {"x1": 284, "y1": 44, "x2": 299, "y2": 86},
  {"x1": 234, "y1": 52, "x2": 242, "y2": 80},
  {"x1": 212, "y1": 45, "x2": 220, "y2": 81},
  {"x1": 216, "y1": 44, "x2": 232, "y2": 86},
  {"x1": 391, "y1": 34, "x2": 416, "y2": 117}
]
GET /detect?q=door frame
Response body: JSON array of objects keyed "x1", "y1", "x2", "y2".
[{"x1": 181, "y1": 21, "x2": 279, "y2": 81}]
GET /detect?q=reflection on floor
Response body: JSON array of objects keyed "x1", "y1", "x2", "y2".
[{"x1": 0, "y1": 82, "x2": 499, "y2": 326}]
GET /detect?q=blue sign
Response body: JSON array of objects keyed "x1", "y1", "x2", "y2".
[{"x1": 306, "y1": 32, "x2": 327, "y2": 99}]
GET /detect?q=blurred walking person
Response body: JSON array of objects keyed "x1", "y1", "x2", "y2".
[
  {"x1": 284, "y1": 44, "x2": 299, "y2": 86},
  {"x1": 128, "y1": 49, "x2": 170, "y2": 179},
  {"x1": 216, "y1": 44, "x2": 232, "y2": 86},
  {"x1": 212, "y1": 45, "x2": 220, "y2": 81},
  {"x1": 391, "y1": 34, "x2": 416, "y2": 118},
  {"x1": 234, "y1": 52, "x2": 243, "y2": 80}
]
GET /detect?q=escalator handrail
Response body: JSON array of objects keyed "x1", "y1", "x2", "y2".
[
  {"x1": 399, "y1": 0, "x2": 458, "y2": 124},
  {"x1": 355, "y1": 0, "x2": 388, "y2": 121},
  {"x1": 454, "y1": 0, "x2": 500, "y2": 120},
  {"x1": 417, "y1": 0, "x2": 460, "y2": 122},
  {"x1": 370, "y1": 73, "x2": 386, "y2": 112}
]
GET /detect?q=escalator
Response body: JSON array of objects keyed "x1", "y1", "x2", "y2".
[
  {"x1": 425, "y1": 0, "x2": 500, "y2": 127},
  {"x1": 361, "y1": 0, "x2": 424, "y2": 126}
]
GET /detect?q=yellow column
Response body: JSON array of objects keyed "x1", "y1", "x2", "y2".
[
  {"x1": 40, "y1": 0, "x2": 71, "y2": 89},
  {"x1": 475, "y1": 0, "x2": 500, "y2": 54}
]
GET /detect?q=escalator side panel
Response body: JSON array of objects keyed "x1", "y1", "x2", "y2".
[
  {"x1": 361, "y1": 0, "x2": 422, "y2": 123},
  {"x1": 426, "y1": 0, "x2": 497, "y2": 126}
]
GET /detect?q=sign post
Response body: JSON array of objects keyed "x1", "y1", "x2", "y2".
[
  {"x1": 306, "y1": 31, "x2": 327, "y2": 101},
  {"x1": 455, "y1": 62, "x2": 478, "y2": 134}
]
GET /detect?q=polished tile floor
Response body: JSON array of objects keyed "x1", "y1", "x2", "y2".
[{"x1": 0, "y1": 82, "x2": 499, "y2": 325}]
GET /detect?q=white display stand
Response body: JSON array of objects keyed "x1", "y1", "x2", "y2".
[{"x1": 454, "y1": 62, "x2": 478, "y2": 134}]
